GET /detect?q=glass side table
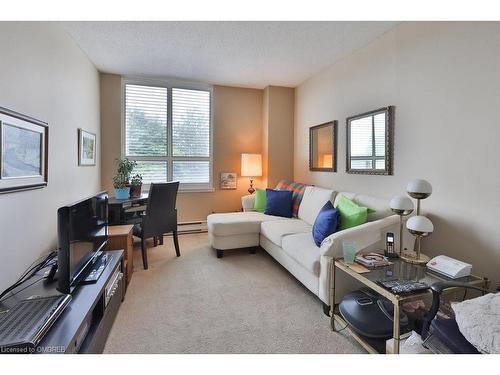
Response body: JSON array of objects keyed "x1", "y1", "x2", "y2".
[{"x1": 329, "y1": 257, "x2": 488, "y2": 354}]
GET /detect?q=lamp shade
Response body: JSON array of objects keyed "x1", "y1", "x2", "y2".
[
  {"x1": 390, "y1": 195, "x2": 414, "y2": 211},
  {"x1": 407, "y1": 179, "x2": 432, "y2": 196},
  {"x1": 406, "y1": 215, "x2": 434, "y2": 234},
  {"x1": 241, "y1": 153, "x2": 262, "y2": 177}
]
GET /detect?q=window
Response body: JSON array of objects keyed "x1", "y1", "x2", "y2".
[{"x1": 123, "y1": 80, "x2": 212, "y2": 191}]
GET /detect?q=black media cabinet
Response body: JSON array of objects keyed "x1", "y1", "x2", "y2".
[{"x1": 0, "y1": 250, "x2": 124, "y2": 354}]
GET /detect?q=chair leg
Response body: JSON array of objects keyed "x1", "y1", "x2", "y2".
[
  {"x1": 250, "y1": 247, "x2": 257, "y2": 254},
  {"x1": 159, "y1": 235, "x2": 164, "y2": 245},
  {"x1": 141, "y1": 238, "x2": 148, "y2": 270},
  {"x1": 153, "y1": 236, "x2": 158, "y2": 247},
  {"x1": 216, "y1": 249, "x2": 224, "y2": 258},
  {"x1": 173, "y1": 230, "x2": 180, "y2": 257}
]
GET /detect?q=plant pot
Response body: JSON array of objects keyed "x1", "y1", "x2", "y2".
[
  {"x1": 130, "y1": 184, "x2": 142, "y2": 198},
  {"x1": 114, "y1": 187, "x2": 131, "y2": 200}
]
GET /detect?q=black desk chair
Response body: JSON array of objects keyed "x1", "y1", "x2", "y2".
[
  {"x1": 421, "y1": 281, "x2": 493, "y2": 354},
  {"x1": 133, "y1": 182, "x2": 180, "y2": 269}
]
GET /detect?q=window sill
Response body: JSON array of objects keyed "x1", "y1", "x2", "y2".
[
  {"x1": 142, "y1": 184, "x2": 215, "y2": 194},
  {"x1": 178, "y1": 187, "x2": 215, "y2": 193}
]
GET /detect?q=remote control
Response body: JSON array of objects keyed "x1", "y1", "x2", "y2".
[{"x1": 82, "y1": 253, "x2": 108, "y2": 283}]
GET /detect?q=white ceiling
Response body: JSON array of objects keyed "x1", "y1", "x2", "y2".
[{"x1": 63, "y1": 21, "x2": 398, "y2": 89}]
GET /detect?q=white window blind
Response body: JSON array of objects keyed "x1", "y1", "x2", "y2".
[
  {"x1": 349, "y1": 111, "x2": 386, "y2": 170},
  {"x1": 172, "y1": 88, "x2": 210, "y2": 157},
  {"x1": 123, "y1": 81, "x2": 212, "y2": 190},
  {"x1": 125, "y1": 84, "x2": 168, "y2": 157},
  {"x1": 173, "y1": 161, "x2": 210, "y2": 183}
]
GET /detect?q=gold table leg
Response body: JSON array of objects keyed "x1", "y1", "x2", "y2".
[
  {"x1": 392, "y1": 301, "x2": 401, "y2": 354},
  {"x1": 330, "y1": 258, "x2": 336, "y2": 331}
]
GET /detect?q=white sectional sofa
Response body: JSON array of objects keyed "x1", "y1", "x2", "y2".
[{"x1": 207, "y1": 185, "x2": 398, "y2": 313}]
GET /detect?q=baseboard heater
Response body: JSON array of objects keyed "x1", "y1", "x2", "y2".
[{"x1": 165, "y1": 220, "x2": 208, "y2": 235}]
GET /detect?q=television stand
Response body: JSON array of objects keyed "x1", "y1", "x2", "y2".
[{"x1": 0, "y1": 250, "x2": 124, "y2": 353}]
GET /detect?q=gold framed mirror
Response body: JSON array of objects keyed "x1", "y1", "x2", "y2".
[
  {"x1": 346, "y1": 106, "x2": 394, "y2": 175},
  {"x1": 309, "y1": 121, "x2": 337, "y2": 172}
]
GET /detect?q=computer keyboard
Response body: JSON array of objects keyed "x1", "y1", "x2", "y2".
[
  {"x1": 0, "y1": 294, "x2": 71, "y2": 353},
  {"x1": 377, "y1": 279, "x2": 430, "y2": 294}
]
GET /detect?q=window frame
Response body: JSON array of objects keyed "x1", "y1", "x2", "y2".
[{"x1": 121, "y1": 77, "x2": 214, "y2": 192}]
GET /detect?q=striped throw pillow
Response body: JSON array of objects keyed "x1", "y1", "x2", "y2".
[{"x1": 275, "y1": 180, "x2": 309, "y2": 218}]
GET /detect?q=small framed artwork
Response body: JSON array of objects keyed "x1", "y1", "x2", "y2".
[
  {"x1": 220, "y1": 172, "x2": 237, "y2": 190},
  {"x1": 0, "y1": 107, "x2": 48, "y2": 194},
  {"x1": 78, "y1": 129, "x2": 96, "y2": 166}
]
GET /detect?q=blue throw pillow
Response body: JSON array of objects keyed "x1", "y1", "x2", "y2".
[
  {"x1": 265, "y1": 189, "x2": 293, "y2": 218},
  {"x1": 312, "y1": 201, "x2": 340, "y2": 247}
]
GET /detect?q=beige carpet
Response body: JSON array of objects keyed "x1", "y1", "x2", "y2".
[{"x1": 104, "y1": 233, "x2": 364, "y2": 354}]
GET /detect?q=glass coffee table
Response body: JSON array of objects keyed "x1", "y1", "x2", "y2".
[{"x1": 329, "y1": 257, "x2": 488, "y2": 354}]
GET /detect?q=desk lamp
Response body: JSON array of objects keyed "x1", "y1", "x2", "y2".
[
  {"x1": 241, "y1": 153, "x2": 262, "y2": 194},
  {"x1": 403, "y1": 215, "x2": 434, "y2": 265},
  {"x1": 389, "y1": 196, "x2": 414, "y2": 256}
]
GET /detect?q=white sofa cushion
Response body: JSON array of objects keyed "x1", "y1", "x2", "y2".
[
  {"x1": 334, "y1": 191, "x2": 391, "y2": 221},
  {"x1": 298, "y1": 186, "x2": 336, "y2": 225},
  {"x1": 281, "y1": 232, "x2": 321, "y2": 275},
  {"x1": 207, "y1": 212, "x2": 286, "y2": 236},
  {"x1": 260, "y1": 219, "x2": 312, "y2": 247}
]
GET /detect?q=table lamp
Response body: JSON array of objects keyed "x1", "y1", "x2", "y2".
[
  {"x1": 389, "y1": 195, "x2": 414, "y2": 256},
  {"x1": 402, "y1": 215, "x2": 433, "y2": 265},
  {"x1": 406, "y1": 179, "x2": 432, "y2": 215},
  {"x1": 241, "y1": 153, "x2": 262, "y2": 194}
]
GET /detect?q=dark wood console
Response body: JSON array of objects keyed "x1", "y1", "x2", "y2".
[{"x1": 0, "y1": 250, "x2": 124, "y2": 354}]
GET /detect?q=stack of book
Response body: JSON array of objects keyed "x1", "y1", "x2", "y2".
[{"x1": 355, "y1": 252, "x2": 392, "y2": 268}]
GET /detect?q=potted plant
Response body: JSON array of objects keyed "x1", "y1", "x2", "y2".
[
  {"x1": 130, "y1": 173, "x2": 143, "y2": 198},
  {"x1": 116, "y1": 158, "x2": 136, "y2": 180},
  {"x1": 113, "y1": 172, "x2": 130, "y2": 199},
  {"x1": 113, "y1": 158, "x2": 137, "y2": 199}
]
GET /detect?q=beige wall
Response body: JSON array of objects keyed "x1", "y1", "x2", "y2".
[
  {"x1": 262, "y1": 86, "x2": 295, "y2": 188},
  {"x1": 262, "y1": 87, "x2": 270, "y2": 187},
  {"x1": 0, "y1": 23, "x2": 101, "y2": 291},
  {"x1": 100, "y1": 73, "x2": 122, "y2": 193},
  {"x1": 100, "y1": 76, "x2": 264, "y2": 221},
  {"x1": 294, "y1": 22, "x2": 500, "y2": 287}
]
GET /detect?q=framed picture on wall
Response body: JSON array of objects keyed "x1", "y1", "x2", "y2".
[
  {"x1": 78, "y1": 128, "x2": 96, "y2": 166},
  {"x1": 220, "y1": 172, "x2": 237, "y2": 190},
  {"x1": 0, "y1": 106, "x2": 48, "y2": 194}
]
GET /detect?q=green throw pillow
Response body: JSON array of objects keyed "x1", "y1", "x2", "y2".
[
  {"x1": 335, "y1": 195, "x2": 374, "y2": 230},
  {"x1": 254, "y1": 188, "x2": 266, "y2": 213}
]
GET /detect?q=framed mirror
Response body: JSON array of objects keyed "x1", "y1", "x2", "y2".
[
  {"x1": 309, "y1": 121, "x2": 337, "y2": 172},
  {"x1": 346, "y1": 106, "x2": 394, "y2": 175}
]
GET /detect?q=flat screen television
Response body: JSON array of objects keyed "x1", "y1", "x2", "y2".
[{"x1": 57, "y1": 192, "x2": 108, "y2": 294}]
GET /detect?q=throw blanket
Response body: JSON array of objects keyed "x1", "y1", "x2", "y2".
[
  {"x1": 452, "y1": 292, "x2": 500, "y2": 354},
  {"x1": 275, "y1": 180, "x2": 309, "y2": 218}
]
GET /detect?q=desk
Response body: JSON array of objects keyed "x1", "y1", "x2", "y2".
[{"x1": 108, "y1": 193, "x2": 148, "y2": 225}]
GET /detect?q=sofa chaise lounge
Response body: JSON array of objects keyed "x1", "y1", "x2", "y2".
[{"x1": 207, "y1": 184, "x2": 398, "y2": 313}]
